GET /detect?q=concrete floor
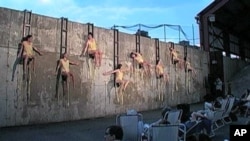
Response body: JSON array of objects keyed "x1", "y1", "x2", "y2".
[{"x1": 0, "y1": 103, "x2": 249, "y2": 141}]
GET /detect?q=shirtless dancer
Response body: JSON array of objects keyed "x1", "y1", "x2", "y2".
[
  {"x1": 130, "y1": 51, "x2": 151, "y2": 76},
  {"x1": 17, "y1": 35, "x2": 43, "y2": 80},
  {"x1": 55, "y1": 53, "x2": 78, "y2": 95},
  {"x1": 81, "y1": 32, "x2": 102, "y2": 67},
  {"x1": 103, "y1": 64, "x2": 130, "y2": 91}
]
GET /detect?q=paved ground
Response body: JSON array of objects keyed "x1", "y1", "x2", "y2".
[{"x1": 0, "y1": 102, "x2": 249, "y2": 141}]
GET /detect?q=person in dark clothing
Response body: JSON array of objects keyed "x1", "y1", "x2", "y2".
[{"x1": 104, "y1": 125, "x2": 123, "y2": 141}]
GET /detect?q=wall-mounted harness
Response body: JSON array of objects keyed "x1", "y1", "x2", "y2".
[
  {"x1": 113, "y1": 27, "x2": 119, "y2": 87},
  {"x1": 56, "y1": 17, "x2": 68, "y2": 102}
]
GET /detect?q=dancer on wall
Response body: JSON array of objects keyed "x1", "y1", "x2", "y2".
[
  {"x1": 185, "y1": 61, "x2": 197, "y2": 78},
  {"x1": 55, "y1": 53, "x2": 78, "y2": 95},
  {"x1": 130, "y1": 51, "x2": 151, "y2": 76},
  {"x1": 155, "y1": 59, "x2": 169, "y2": 83},
  {"x1": 103, "y1": 63, "x2": 130, "y2": 92},
  {"x1": 17, "y1": 35, "x2": 43, "y2": 80},
  {"x1": 155, "y1": 59, "x2": 169, "y2": 101},
  {"x1": 169, "y1": 46, "x2": 183, "y2": 65},
  {"x1": 12, "y1": 37, "x2": 26, "y2": 81},
  {"x1": 80, "y1": 32, "x2": 102, "y2": 67}
]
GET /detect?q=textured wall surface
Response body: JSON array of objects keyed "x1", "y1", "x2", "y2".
[
  {"x1": 0, "y1": 7, "x2": 209, "y2": 127},
  {"x1": 223, "y1": 57, "x2": 250, "y2": 94}
]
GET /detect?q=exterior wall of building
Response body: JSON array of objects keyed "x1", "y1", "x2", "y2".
[
  {"x1": 223, "y1": 57, "x2": 250, "y2": 94},
  {"x1": 0, "y1": 7, "x2": 209, "y2": 127}
]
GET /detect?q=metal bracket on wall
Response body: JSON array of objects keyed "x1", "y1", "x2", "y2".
[
  {"x1": 169, "y1": 42, "x2": 178, "y2": 93},
  {"x1": 155, "y1": 38, "x2": 160, "y2": 65},
  {"x1": 133, "y1": 32, "x2": 141, "y2": 76},
  {"x1": 155, "y1": 38, "x2": 163, "y2": 101},
  {"x1": 56, "y1": 17, "x2": 68, "y2": 103},
  {"x1": 86, "y1": 23, "x2": 95, "y2": 80},
  {"x1": 22, "y1": 9, "x2": 32, "y2": 104},
  {"x1": 113, "y1": 28, "x2": 119, "y2": 87},
  {"x1": 17, "y1": 10, "x2": 32, "y2": 66},
  {"x1": 135, "y1": 32, "x2": 141, "y2": 53},
  {"x1": 184, "y1": 45, "x2": 188, "y2": 71},
  {"x1": 183, "y1": 45, "x2": 189, "y2": 95},
  {"x1": 174, "y1": 43, "x2": 178, "y2": 91},
  {"x1": 87, "y1": 23, "x2": 94, "y2": 37},
  {"x1": 155, "y1": 38, "x2": 160, "y2": 88},
  {"x1": 60, "y1": 17, "x2": 68, "y2": 55},
  {"x1": 22, "y1": 9, "x2": 32, "y2": 37}
]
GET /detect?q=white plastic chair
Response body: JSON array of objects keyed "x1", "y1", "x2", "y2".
[
  {"x1": 163, "y1": 109, "x2": 182, "y2": 124},
  {"x1": 222, "y1": 96, "x2": 235, "y2": 124},
  {"x1": 149, "y1": 124, "x2": 179, "y2": 141},
  {"x1": 207, "y1": 97, "x2": 229, "y2": 131},
  {"x1": 116, "y1": 112, "x2": 143, "y2": 141}
]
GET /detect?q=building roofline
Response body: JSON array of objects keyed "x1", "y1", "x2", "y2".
[{"x1": 197, "y1": 0, "x2": 223, "y2": 16}]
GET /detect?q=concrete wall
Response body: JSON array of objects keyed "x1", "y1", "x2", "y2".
[
  {"x1": 223, "y1": 57, "x2": 250, "y2": 94},
  {"x1": 0, "y1": 7, "x2": 209, "y2": 127},
  {"x1": 229, "y1": 65, "x2": 250, "y2": 97}
]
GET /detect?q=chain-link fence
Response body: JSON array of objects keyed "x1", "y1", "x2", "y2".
[{"x1": 111, "y1": 23, "x2": 199, "y2": 46}]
